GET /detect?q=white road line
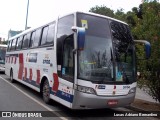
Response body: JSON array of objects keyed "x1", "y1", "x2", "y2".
[{"x1": 0, "y1": 76, "x2": 68, "y2": 120}]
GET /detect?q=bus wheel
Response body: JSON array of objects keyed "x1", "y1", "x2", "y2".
[
  {"x1": 10, "y1": 69, "x2": 15, "y2": 83},
  {"x1": 42, "y1": 80, "x2": 50, "y2": 104}
]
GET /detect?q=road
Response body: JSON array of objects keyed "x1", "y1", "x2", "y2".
[{"x1": 0, "y1": 72, "x2": 158, "y2": 120}]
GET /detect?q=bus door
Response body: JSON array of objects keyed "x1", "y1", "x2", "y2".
[{"x1": 56, "y1": 14, "x2": 75, "y2": 107}]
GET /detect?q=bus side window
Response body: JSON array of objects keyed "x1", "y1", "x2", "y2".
[
  {"x1": 46, "y1": 23, "x2": 55, "y2": 45},
  {"x1": 22, "y1": 33, "x2": 30, "y2": 49},
  {"x1": 22, "y1": 35, "x2": 27, "y2": 49},
  {"x1": 30, "y1": 31, "x2": 36, "y2": 47},
  {"x1": 32, "y1": 29, "x2": 42, "y2": 47},
  {"x1": 8, "y1": 40, "x2": 13, "y2": 51},
  {"x1": 7, "y1": 41, "x2": 10, "y2": 52},
  {"x1": 11, "y1": 39, "x2": 17, "y2": 51},
  {"x1": 17, "y1": 36, "x2": 23, "y2": 50},
  {"x1": 16, "y1": 37, "x2": 20, "y2": 50},
  {"x1": 41, "y1": 26, "x2": 49, "y2": 46}
]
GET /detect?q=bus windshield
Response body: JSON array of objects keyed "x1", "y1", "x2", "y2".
[
  {"x1": 0, "y1": 46, "x2": 6, "y2": 64},
  {"x1": 111, "y1": 21, "x2": 136, "y2": 84},
  {"x1": 77, "y1": 13, "x2": 136, "y2": 84}
]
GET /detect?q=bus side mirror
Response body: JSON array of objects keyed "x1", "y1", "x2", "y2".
[
  {"x1": 134, "y1": 40, "x2": 151, "y2": 59},
  {"x1": 72, "y1": 26, "x2": 85, "y2": 51}
]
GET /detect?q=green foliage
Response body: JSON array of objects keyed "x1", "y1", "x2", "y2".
[
  {"x1": 89, "y1": 5, "x2": 115, "y2": 18},
  {"x1": 2, "y1": 40, "x2": 8, "y2": 45},
  {"x1": 137, "y1": 1, "x2": 160, "y2": 102},
  {"x1": 89, "y1": 2, "x2": 160, "y2": 102}
]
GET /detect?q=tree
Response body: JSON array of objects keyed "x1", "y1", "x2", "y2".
[
  {"x1": 134, "y1": 1, "x2": 160, "y2": 102},
  {"x1": 89, "y1": 5, "x2": 115, "y2": 18},
  {"x1": 114, "y1": 8, "x2": 126, "y2": 21},
  {"x1": 2, "y1": 40, "x2": 8, "y2": 45}
]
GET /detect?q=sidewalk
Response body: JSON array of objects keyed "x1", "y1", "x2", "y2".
[
  {"x1": 128, "y1": 87, "x2": 160, "y2": 117},
  {"x1": 135, "y1": 87, "x2": 158, "y2": 103}
]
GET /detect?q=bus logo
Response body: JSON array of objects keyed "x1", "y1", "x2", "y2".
[{"x1": 97, "y1": 85, "x2": 105, "y2": 89}]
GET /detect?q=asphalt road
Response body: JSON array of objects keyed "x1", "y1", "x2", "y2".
[{"x1": 0, "y1": 72, "x2": 158, "y2": 120}]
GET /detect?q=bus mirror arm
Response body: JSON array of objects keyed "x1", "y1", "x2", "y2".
[
  {"x1": 71, "y1": 26, "x2": 78, "y2": 32},
  {"x1": 134, "y1": 40, "x2": 151, "y2": 59},
  {"x1": 72, "y1": 48, "x2": 77, "y2": 54}
]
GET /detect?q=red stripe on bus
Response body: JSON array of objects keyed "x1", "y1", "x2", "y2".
[
  {"x1": 24, "y1": 67, "x2": 27, "y2": 80},
  {"x1": 52, "y1": 73, "x2": 59, "y2": 93},
  {"x1": 11, "y1": 56, "x2": 13, "y2": 64},
  {"x1": 29, "y1": 68, "x2": 32, "y2": 81},
  {"x1": 18, "y1": 53, "x2": 24, "y2": 80},
  {"x1": 14, "y1": 57, "x2": 17, "y2": 64},
  {"x1": 9, "y1": 57, "x2": 10, "y2": 63},
  {"x1": 36, "y1": 70, "x2": 40, "y2": 84}
]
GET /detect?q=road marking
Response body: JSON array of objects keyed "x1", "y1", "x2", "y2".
[{"x1": 0, "y1": 76, "x2": 68, "y2": 120}]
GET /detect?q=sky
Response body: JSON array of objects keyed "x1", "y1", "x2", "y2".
[{"x1": 0, "y1": 0, "x2": 142, "y2": 39}]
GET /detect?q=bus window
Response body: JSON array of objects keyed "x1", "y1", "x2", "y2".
[
  {"x1": 41, "y1": 26, "x2": 49, "y2": 46},
  {"x1": 17, "y1": 36, "x2": 23, "y2": 50},
  {"x1": 56, "y1": 14, "x2": 74, "y2": 78},
  {"x1": 46, "y1": 23, "x2": 55, "y2": 45},
  {"x1": 22, "y1": 33, "x2": 30, "y2": 49},
  {"x1": 0, "y1": 45, "x2": 7, "y2": 72},
  {"x1": 16, "y1": 37, "x2": 20, "y2": 50},
  {"x1": 7, "y1": 41, "x2": 10, "y2": 51},
  {"x1": 11, "y1": 39, "x2": 17, "y2": 51},
  {"x1": 32, "y1": 29, "x2": 41, "y2": 47},
  {"x1": 8, "y1": 40, "x2": 12, "y2": 51},
  {"x1": 0, "y1": 46, "x2": 6, "y2": 60},
  {"x1": 22, "y1": 35, "x2": 27, "y2": 49},
  {"x1": 30, "y1": 31, "x2": 36, "y2": 47}
]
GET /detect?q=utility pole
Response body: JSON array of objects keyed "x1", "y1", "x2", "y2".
[{"x1": 25, "y1": 0, "x2": 29, "y2": 30}]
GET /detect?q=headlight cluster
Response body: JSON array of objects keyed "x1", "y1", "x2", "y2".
[
  {"x1": 128, "y1": 87, "x2": 136, "y2": 94},
  {"x1": 75, "y1": 85, "x2": 96, "y2": 94}
]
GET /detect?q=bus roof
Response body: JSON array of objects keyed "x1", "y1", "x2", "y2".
[
  {"x1": 76, "y1": 11, "x2": 128, "y2": 25},
  {"x1": 8, "y1": 11, "x2": 128, "y2": 41}
]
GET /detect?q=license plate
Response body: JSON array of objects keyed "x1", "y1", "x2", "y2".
[{"x1": 107, "y1": 100, "x2": 118, "y2": 105}]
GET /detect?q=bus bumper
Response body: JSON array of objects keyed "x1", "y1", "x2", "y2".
[{"x1": 72, "y1": 91, "x2": 135, "y2": 109}]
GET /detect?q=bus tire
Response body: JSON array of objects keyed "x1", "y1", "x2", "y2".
[
  {"x1": 10, "y1": 69, "x2": 15, "y2": 83},
  {"x1": 42, "y1": 79, "x2": 51, "y2": 104}
]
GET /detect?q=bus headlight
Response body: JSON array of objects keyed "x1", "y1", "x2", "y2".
[
  {"x1": 76, "y1": 85, "x2": 96, "y2": 94},
  {"x1": 128, "y1": 87, "x2": 136, "y2": 94}
]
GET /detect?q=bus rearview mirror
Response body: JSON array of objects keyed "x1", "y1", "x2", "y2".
[
  {"x1": 134, "y1": 40, "x2": 151, "y2": 59},
  {"x1": 72, "y1": 26, "x2": 85, "y2": 51}
]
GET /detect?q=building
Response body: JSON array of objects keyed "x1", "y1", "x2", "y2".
[
  {"x1": 8, "y1": 29, "x2": 23, "y2": 39},
  {"x1": 0, "y1": 34, "x2": 6, "y2": 44}
]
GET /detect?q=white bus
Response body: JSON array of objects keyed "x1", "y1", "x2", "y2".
[
  {"x1": 5, "y1": 12, "x2": 151, "y2": 109},
  {"x1": 0, "y1": 44, "x2": 7, "y2": 72}
]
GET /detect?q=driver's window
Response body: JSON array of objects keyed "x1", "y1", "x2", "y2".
[{"x1": 62, "y1": 35, "x2": 74, "y2": 82}]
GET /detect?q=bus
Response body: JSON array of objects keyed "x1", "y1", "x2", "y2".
[
  {"x1": 5, "y1": 12, "x2": 151, "y2": 109},
  {"x1": 0, "y1": 44, "x2": 7, "y2": 72}
]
